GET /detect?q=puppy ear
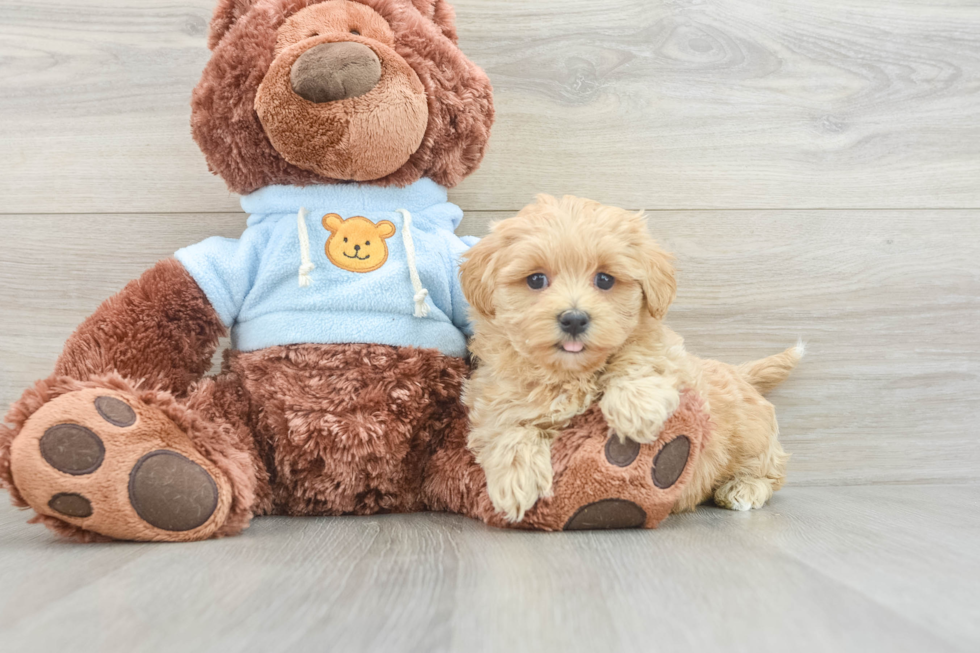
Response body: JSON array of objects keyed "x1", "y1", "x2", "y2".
[
  {"x1": 638, "y1": 238, "x2": 676, "y2": 320},
  {"x1": 459, "y1": 235, "x2": 500, "y2": 319}
]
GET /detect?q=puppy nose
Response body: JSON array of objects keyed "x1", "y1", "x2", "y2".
[
  {"x1": 353, "y1": 244, "x2": 361, "y2": 251},
  {"x1": 558, "y1": 310, "x2": 590, "y2": 336},
  {"x1": 290, "y1": 42, "x2": 382, "y2": 103}
]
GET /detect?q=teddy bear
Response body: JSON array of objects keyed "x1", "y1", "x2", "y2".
[{"x1": 0, "y1": 0, "x2": 710, "y2": 542}]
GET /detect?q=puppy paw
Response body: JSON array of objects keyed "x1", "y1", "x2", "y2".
[
  {"x1": 483, "y1": 438, "x2": 554, "y2": 523},
  {"x1": 714, "y1": 477, "x2": 774, "y2": 511},
  {"x1": 600, "y1": 381, "x2": 680, "y2": 444}
]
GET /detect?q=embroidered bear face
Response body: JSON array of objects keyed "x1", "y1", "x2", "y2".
[{"x1": 322, "y1": 213, "x2": 396, "y2": 273}]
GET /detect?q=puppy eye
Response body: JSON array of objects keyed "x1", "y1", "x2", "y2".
[
  {"x1": 365, "y1": 241, "x2": 371, "y2": 245},
  {"x1": 527, "y1": 273, "x2": 549, "y2": 290},
  {"x1": 350, "y1": 29, "x2": 361, "y2": 35},
  {"x1": 595, "y1": 272, "x2": 615, "y2": 290}
]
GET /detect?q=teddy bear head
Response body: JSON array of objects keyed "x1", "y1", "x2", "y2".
[{"x1": 192, "y1": 0, "x2": 494, "y2": 194}]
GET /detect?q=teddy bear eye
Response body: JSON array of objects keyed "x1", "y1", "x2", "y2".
[
  {"x1": 343, "y1": 237, "x2": 348, "y2": 243},
  {"x1": 308, "y1": 32, "x2": 319, "y2": 38},
  {"x1": 350, "y1": 29, "x2": 361, "y2": 35},
  {"x1": 365, "y1": 240, "x2": 371, "y2": 245},
  {"x1": 595, "y1": 272, "x2": 615, "y2": 290},
  {"x1": 527, "y1": 273, "x2": 549, "y2": 290}
]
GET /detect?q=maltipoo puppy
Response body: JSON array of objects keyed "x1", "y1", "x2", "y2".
[{"x1": 459, "y1": 194, "x2": 801, "y2": 522}]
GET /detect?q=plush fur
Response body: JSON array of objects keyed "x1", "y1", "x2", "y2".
[
  {"x1": 53, "y1": 259, "x2": 226, "y2": 397},
  {"x1": 225, "y1": 342, "x2": 469, "y2": 516},
  {"x1": 255, "y1": 2, "x2": 430, "y2": 181},
  {"x1": 193, "y1": 0, "x2": 494, "y2": 193},
  {"x1": 460, "y1": 195, "x2": 800, "y2": 520}
]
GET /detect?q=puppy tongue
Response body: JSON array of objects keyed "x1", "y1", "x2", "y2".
[{"x1": 562, "y1": 341, "x2": 585, "y2": 353}]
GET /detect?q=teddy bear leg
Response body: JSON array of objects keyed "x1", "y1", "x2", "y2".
[
  {"x1": 1, "y1": 372, "x2": 267, "y2": 542},
  {"x1": 421, "y1": 401, "x2": 509, "y2": 526},
  {"x1": 424, "y1": 391, "x2": 711, "y2": 531}
]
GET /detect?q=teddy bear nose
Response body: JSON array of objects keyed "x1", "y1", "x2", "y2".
[
  {"x1": 290, "y1": 42, "x2": 382, "y2": 103},
  {"x1": 558, "y1": 310, "x2": 590, "y2": 336},
  {"x1": 353, "y1": 244, "x2": 361, "y2": 251}
]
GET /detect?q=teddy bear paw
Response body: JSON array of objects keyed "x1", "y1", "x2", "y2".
[
  {"x1": 516, "y1": 391, "x2": 709, "y2": 531},
  {"x1": 9, "y1": 388, "x2": 232, "y2": 541}
]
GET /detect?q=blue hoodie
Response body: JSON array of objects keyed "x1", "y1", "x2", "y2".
[{"x1": 175, "y1": 178, "x2": 476, "y2": 357}]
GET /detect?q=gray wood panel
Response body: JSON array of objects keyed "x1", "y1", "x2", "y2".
[
  {"x1": 2, "y1": 210, "x2": 977, "y2": 486},
  {"x1": 1, "y1": 0, "x2": 979, "y2": 213},
  {"x1": 1, "y1": 1, "x2": 978, "y2": 647},
  {"x1": 0, "y1": 485, "x2": 977, "y2": 652}
]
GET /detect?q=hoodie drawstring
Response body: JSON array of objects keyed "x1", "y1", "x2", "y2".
[
  {"x1": 296, "y1": 207, "x2": 315, "y2": 287},
  {"x1": 397, "y1": 208, "x2": 430, "y2": 318}
]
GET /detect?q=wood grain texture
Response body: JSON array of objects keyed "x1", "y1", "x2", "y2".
[
  {"x1": 0, "y1": 485, "x2": 977, "y2": 653},
  {"x1": 1, "y1": 0, "x2": 979, "y2": 213},
  {"x1": 2, "y1": 1, "x2": 977, "y2": 649},
  {"x1": 2, "y1": 210, "x2": 977, "y2": 486}
]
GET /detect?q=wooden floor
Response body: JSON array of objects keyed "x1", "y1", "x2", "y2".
[
  {"x1": 1, "y1": 0, "x2": 978, "y2": 650},
  {"x1": 0, "y1": 485, "x2": 977, "y2": 653}
]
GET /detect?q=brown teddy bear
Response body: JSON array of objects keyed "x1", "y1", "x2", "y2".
[{"x1": 0, "y1": 0, "x2": 709, "y2": 542}]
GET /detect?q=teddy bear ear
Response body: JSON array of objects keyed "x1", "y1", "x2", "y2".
[
  {"x1": 376, "y1": 221, "x2": 397, "y2": 239},
  {"x1": 322, "y1": 213, "x2": 344, "y2": 232},
  {"x1": 208, "y1": 0, "x2": 259, "y2": 50},
  {"x1": 410, "y1": 0, "x2": 459, "y2": 43}
]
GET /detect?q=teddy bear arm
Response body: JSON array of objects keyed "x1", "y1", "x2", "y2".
[{"x1": 54, "y1": 258, "x2": 226, "y2": 396}]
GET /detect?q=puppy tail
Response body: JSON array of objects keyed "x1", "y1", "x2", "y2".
[{"x1": 737, "y1": 340, "x2": 805, "y2": 394}]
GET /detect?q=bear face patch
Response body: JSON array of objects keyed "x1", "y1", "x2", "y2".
[{"x1": 322, "y1": 213, "x2": 396, "y2": 273}]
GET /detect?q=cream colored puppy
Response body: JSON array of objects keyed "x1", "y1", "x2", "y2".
[{"x1": 459, "y1": 194, "x2": 801, "y2": 522}]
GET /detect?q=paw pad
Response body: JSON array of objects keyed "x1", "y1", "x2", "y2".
[
  {"x1": 604, "y1": 433, "x2": 640, "y2": 467},
  {"x1": 652, "y1": 435, "x2": 690, "y2": 489},
  {"x1": 564, "y1": 498, "x2": 647, "y2": 530},
  {"x1": 128, "y1": 451, "x2": 218, "y2": 532},
  {"x1": 48, "y1": 492, "x2": 93, "y2": 518},
  {"x1": 39, "y1": 424, "x2": 105, "y2": 475},
  {"x1": 94, "y1": 395, "x2": 137, "y2": 427}
]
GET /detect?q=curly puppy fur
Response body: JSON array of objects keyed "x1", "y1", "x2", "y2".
[
  {"x1": 194, "y1": 0, "x2": 494, "y2": 193},
  {"x1": 459, "y1": 194, "x2": 800, "y2": 520}
]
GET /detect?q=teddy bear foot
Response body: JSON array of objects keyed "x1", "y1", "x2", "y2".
[
  {"x1": 9, "y1": 387, "x2": 234, "y2": 542},
  {"x1": 558, "y1": 430, "x2": 691, "y2": 530},
  {"x1": 518, "y1": 391, "x2": 710, "y2": 531}
]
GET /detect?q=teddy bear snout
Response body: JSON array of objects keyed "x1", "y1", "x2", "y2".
[{"x1": 290, "y1": 41, "x2": 382, "y2": 103}]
